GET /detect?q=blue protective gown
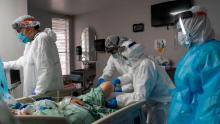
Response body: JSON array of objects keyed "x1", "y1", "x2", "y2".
[
  {"x1": 168, "y1": 39, "x2": 220, "y2": 124},
  {"x1": 0, "y1": 59, "x2": 9, "y2": 99}
]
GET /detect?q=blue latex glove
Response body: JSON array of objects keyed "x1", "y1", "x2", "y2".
[
  {"x1": 105, "y1": 97, "x2": 117, "y2": 109},
  {"x1": 96, "y1": 78, "x2": 105, "y2": 87},
  {"x1": 114, "y1": 86, "x2": 122, "y2": 92},
  {"x1": 111, "y1": 79, "x2": 121, "y2": 85},
  {"x1": 9, "y1": 102, "x2": 28, "y2": 110},
  {"x1": 112, "y1": 79, "x2": 122, "y2": 92},
  {"x1": 32, "y1": 88, "x2": 36, "y2": 95}
]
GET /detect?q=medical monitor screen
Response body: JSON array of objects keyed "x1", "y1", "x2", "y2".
[
  {"x1": 151, "y1": 0, "x2": 192, "y2": 27},
  {"x1": 10, "y1": 70, "x2": 20, "y2": 84}
]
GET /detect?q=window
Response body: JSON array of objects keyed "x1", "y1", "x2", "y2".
[{"x1": 52, "y1": 18, "x2": 70, "y2": 75}]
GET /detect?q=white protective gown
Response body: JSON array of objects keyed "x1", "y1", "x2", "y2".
[
  {"x1": 116, "y1": 57, "x2": 175, "y2": 107},
  {"x1": 4, "y1": 28, "x2": 64, "y2": 96},
  {"x1": 99, "y1": 54, "x2": 133, "y2": 92}
]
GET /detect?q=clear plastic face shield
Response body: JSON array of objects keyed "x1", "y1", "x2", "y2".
[
  {"x1": 105, "y1": 36, "x2": 120, "y2": 56},
  {"x1": 12, "y1": 19, "x2": 40, "y2": 44},
  {"x1": 12, "y1": 19, "x2": 40, "y2": 33},
  {"x1": 118, "y1": 41, "x2": 138, "y2": 66},
  {"x1": 105, "y1": 36, "x2": 127, "y2": 59},
  {"x1": 113, "y1": 46, "x2": 127, "y2": 61},
  {"x1": 174, "y1": 11, "x2": 193, "y2": 47},
  {"x1": 105, "y1": 45, "x2": 126, "y2": 59},
  {"x1": 105, "y1": 45, "x2": 120, "y2": 55}
]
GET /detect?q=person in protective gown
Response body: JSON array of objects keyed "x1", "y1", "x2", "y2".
[
  {"x1": 97, "y1": 35, "x2": 134, "y2": 93},
  {"x1": 4, "y1": 15, "x2": 64, "y2": 96},
  {"x1": 105, "y1": 40, "x2": 175, "y2": 124},
  {"x1": 168, "y1": 6, "x2": 220, "y2": 124}
]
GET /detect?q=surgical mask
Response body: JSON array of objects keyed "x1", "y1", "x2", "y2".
[{"x1": 17, "y1": 32, "x2": 30, "y2": 44}]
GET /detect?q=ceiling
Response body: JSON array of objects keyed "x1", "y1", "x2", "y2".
[
  {"x1": 28, "y1": 0, "x2": 171, "y2": 16},
  {"x1": 28, "y1": 0, "x2": 128, "y2": 15}
]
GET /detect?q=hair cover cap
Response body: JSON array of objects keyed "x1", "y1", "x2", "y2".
[
  {"x1": 12, "y1": 15, "x2": 40, "y2": 31},
  {"x1": 180, "y1": 6, "x2": 215, "y2": 44}
]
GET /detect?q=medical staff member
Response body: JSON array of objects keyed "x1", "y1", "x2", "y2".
[
  {"x1": 97, "y1": 35, "x2": 134, "y2": 92},
  {"x1": 168, "y1": 6, "x2": 220, "y2": 124},
  {"x1": 106, "y1": 40, "x2": 175, "y2": 124},
  {"x1": 4, "y1": 15, "x2": 64, "y2": 96}
]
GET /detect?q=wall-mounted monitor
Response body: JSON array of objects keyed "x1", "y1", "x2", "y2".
[
  {"x1": 151, "y1": 0, "x2": 193, "y2": 27},
  {"x1": 94, "y1": 39, "x2": 105, "y2": 52}
]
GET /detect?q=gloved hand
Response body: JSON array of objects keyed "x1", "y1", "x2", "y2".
[
  {"x1": 9, "y1": 102, "x2": 28, "y2": 110},
  {"x1": 111, "y1": 79, "x2": 122, "y2": 92},
  {"x1": 111, "y1": 79, "x2": 121, "y2": 85},
  {"x1": 114, "y1": 86, "x2": 122, "y2": 92},
  {"x1": 32, "y1": 88, "x2": 36, "y2": 95},
  {"x1": 105, "y1": 97, "x2": 117, "y2": 109},
  {"x1": 96, "y1": 78, "x2": 105, "y2": 87}
]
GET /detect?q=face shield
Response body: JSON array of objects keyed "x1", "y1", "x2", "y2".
[
  {"x1": 12, "y1": 15, "x2": 40, "y2": 33},
  {"x1": 119, "y1": 41, "x2": 144, "y2": 67},
  {"x1": 105, "y1": 36, "x2": 120, "y2": 55},
  {"x1": 111, "y1": 46, "x2": 127, "y2": 60},
  {"x1": 105, "y1": 44, "x2": 121, "y2": 59},
  {"x1": 174, "y1": 11, "x2": 193, "y2": 47},
  {"x1": 105, "y1": 46, "x2": 119, "y2": 55},
  {"x1": 105, "y1": 35, "x2": 128, "y2": 59},
  {"x1": 173, "y1": 6, "x2": 213, "y2": 47}
]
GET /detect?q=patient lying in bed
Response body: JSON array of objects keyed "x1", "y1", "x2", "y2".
[
  {"x1": 0, "y1": 59, "x2": 119, "y2": 124},
  {"x1": 9, "y1": 81, "x2": 116, "y2": 124}
]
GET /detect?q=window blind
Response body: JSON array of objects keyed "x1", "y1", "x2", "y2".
[{"x1": 52, "y1": 18, "x2": 70, "y2": 75}]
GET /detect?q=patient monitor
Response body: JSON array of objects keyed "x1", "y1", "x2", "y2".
[
  {"x1": 5, "y1": 69, "x2": 23, "y2": 97},
  {"x1": 5, "y1": 70, "x2": 21, "y2": 89}
]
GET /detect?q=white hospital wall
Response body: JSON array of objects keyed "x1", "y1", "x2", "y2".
[
  {"x1": 73, "y1": 0, "x2": 185, "y2": 80},
  {"x1": 27, "y1": 7, "x2": 52, "y2": 30},
  {"x1": 73, "y1": 0, "x2": 220, "y2": 81},
  {"x1": 0, "y1": 0, "x2": 27, "y2": 61},
  {"x1": 0, "y1": 0, "x2": 27, "y2": 98},
  {"x1": 26, "y1": 0, "x2": 220, "y2": 81}
]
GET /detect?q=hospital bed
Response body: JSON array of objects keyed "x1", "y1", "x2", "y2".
[
  {"x1": 1, "y1": 63, "x2": 145, "y2": 123},
  {"x1": 15, "y1": 90, "x2": 146, "y2": 124}
]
